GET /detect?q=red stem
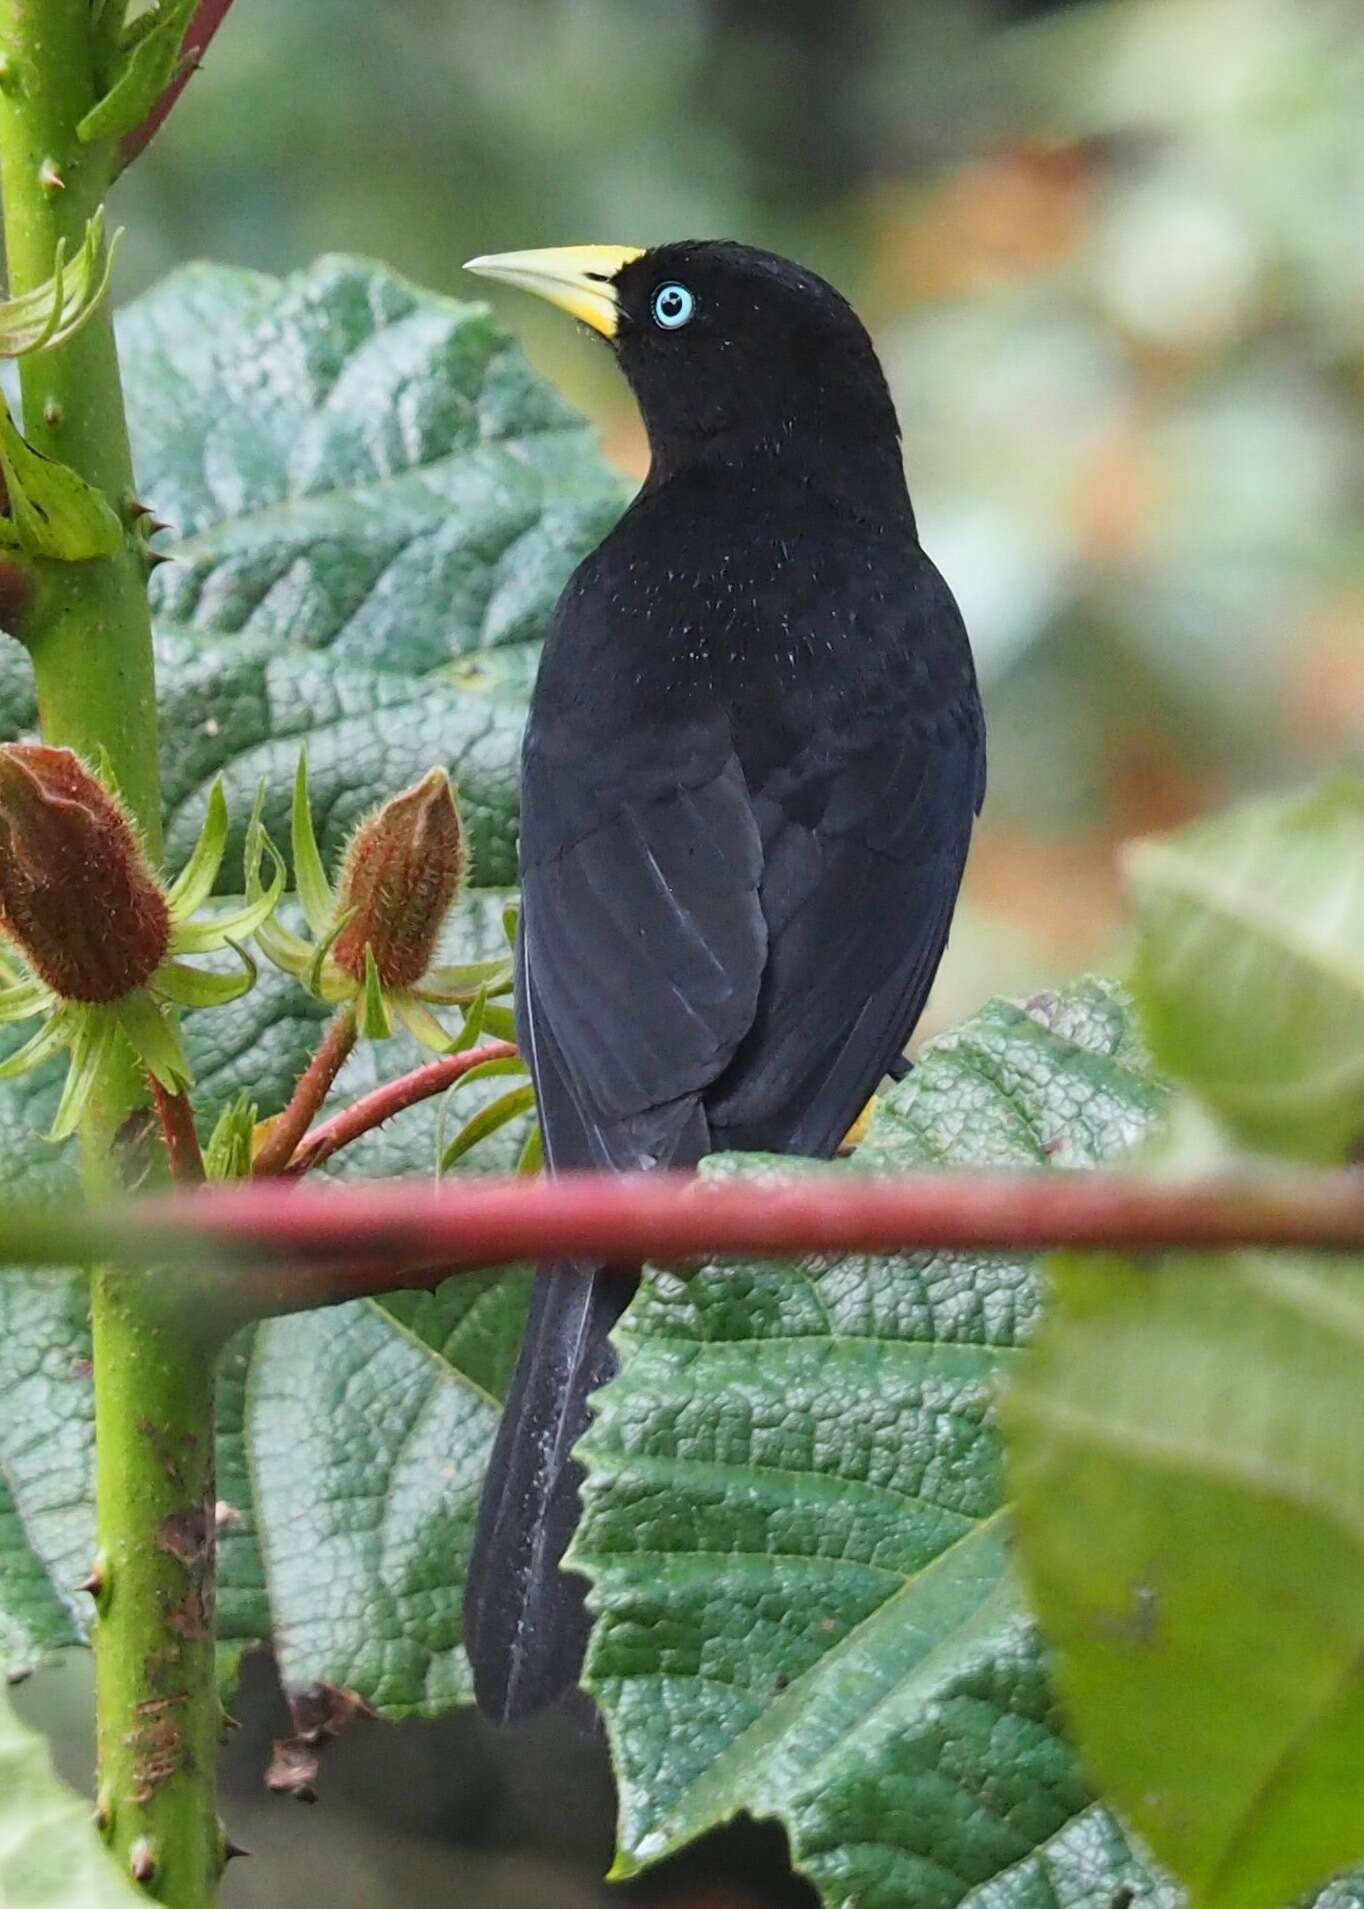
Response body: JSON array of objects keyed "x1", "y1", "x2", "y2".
[
  {"x1": 116, "y1": 0, "x2": 237, "y2": 173},
  {"x1": 287, "y1": 1042, "x2": 519, "y2": 1176},
  {"x1": 148, "y1": 1078, "x2": 205, "y2": 1184},
  {"x1": 61, "y1": 1166, "x2": 1364, "y2": 1324},
  {"x1": 253, "y1": 1005, "x2": 357, "y2": 1177}
]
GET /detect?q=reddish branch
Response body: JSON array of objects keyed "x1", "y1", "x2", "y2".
[
  {"x1": 19, "y1": 1166, "x2": 1361, "y2": 1325},
  {"x1": 286, "y1": 1042, "x2": 519, "y2": 1176},
  {"x1": 148, "y1": 1079, "x2": 205, "y2": 1183},
  {"x1": 117, "y1": 0, "x2": 237, "y2": 173},
  {"x1": 253, "y1": 1006, "x2": 357, "y2": 1177}
]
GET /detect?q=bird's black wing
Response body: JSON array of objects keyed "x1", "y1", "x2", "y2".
[
  {"x1": 516, "y1": 720, "x2": 769, "y2": 1170},
  {"x1": 707, "y1": 582, "x2": 985, "y2": 1158},
  {"x1": 465, "y1": 718, "x2": 768, "y2": 1722}
]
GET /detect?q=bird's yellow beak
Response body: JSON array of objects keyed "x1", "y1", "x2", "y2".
[{"x1": 463, "y1": 245, "x2": 644, "y2": 339}]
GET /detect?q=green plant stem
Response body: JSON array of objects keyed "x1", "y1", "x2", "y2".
[{"x1": 0, "y1": 5, "x2": 219, "y2": 1903}]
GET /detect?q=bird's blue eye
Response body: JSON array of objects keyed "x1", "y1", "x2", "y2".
[{"x1": 651, "y1": 282, "x2": 695, "y2": 331}]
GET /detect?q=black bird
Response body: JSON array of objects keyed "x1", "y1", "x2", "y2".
[{"x1": 461, "y1": 241, "x2": 985, "y2": 1724}]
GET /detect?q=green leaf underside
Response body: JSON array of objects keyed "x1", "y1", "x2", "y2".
[
  {"x1": 0, "y1": 1469, "x2": 80, "y2": 1675},
  {"x1": 1008, "y1": 1249, "x2": 1364, "y2": 1909},
  {"x1": 121, "y1": 254, "x2": 625, "y2": 672},
  {"x1": 0, "y1": 1680, "x2": 143, "y2": 1905},
  {"x1": 572, "y1": 980, "x2": 1182, "y2": 1907},
  {"x1": 1125, "y1": 773, "x2": 1364, "y2": 1162}
]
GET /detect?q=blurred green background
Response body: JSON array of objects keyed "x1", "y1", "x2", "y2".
[
  {"x1": 22, "y1": 0, "x2": 1364, "y2": 1902},
  {"x1": 111, "y1": 0, "x2": 1364, "y2": 1035}
]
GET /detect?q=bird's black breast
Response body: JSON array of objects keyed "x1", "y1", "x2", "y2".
[{"x1": 517, "y1": 462, "x2": 984, "y2": 1170}]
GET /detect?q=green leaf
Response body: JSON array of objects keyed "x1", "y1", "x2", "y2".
[
  {"x1": 77, "y1": 0, "x2": 196, "y2": 144},
  {"x1": 1126, "y1": 774, "x2": 1364, "y2": 1162},
  {"x1": 246, "y1": 1269, "x2": 528, "y2": 1716},
  {"x1": 121, "y1": 253, "x2": 626, "y2": 673},
  {"x1": 1007, "y1": 1245, "x2": 1364, "y2": 1909},
  {"x1": 573, "y1": 980, "x2": 1172, "y2": 1906},
  {"x1": 0, "y1": 390, "x2": 122, "y2": 562},
  {"x1": 0, "y1": 1679, "x2": 143, "y2": 1906},
  {"x1": 0, "y1": 1468, "x2": 80, "y2": 1675}
]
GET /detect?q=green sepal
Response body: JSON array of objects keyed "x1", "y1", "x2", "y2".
[
  {"x1": 204, "y1": 1092, "x2": 258, "y2": 1183},
  {"x1": 174, "y1": 824, "x2": 285, "y2": 953},
  {"x1": 0, "y1": 1004, "x2": 73, "y2": 1082},
  {"x1": 155, "y1": 943, "x2": 257, "y2": 1010},
  {"x1": 443, "y1": 987, "x2": 490, "y2": 1055},
  {"x1": 114, "y1": 988, "x2": 191, "y2": 1092},
  {"x1": 77, "y1": 0, "x2": 197, "y2": 144},
  {"x1": 304, "y1": 907, "x2": 356, "y2": 1001},
  {"x1": 479, "y1": 1002, "x2": 518, "y2": 1043},
  {"x1": 355, "y1": 946, "x2": 393, "y2": 1040},
  {"x1": 0, "y1": 212, "x2": 121, "y2": 359},
  {"x1": 439, "y1": 1083, "x2": 537, "y2": 1172},
  {"x1": 0, "y1": 391, "x2": 122, "y2": 561},
  {"x1": 252, "y1": 910, "x2": 312, "y2": 977},
  {"x1": 0, "y1": 974, "x2": 51, "y2": 1022},
  {"x1": 390, "y1": 992, "x2": 457, "y2": 1054},
  {"x1": 291, "y1": 750, "x2": 336, "y2": 940},
  {"x1": 418, "y1": 956, "x2": 515, "y2": 1005},
  {"x1": 48, "y1": 1009, "x2": 116, "y2": 1141},
  {"x1": 165, "y1": 777, "x2": 229, "y2": 917}
]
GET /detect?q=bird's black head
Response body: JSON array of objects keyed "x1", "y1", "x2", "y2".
[{"x1": 465, "y1": 240, "x2": 904, "y2": 489}]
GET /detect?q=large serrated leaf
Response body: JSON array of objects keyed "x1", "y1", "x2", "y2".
[
  {"x1": 0, "y1": 1680, "x2": 142, "y2": 1906},
  {"x1": 572, "y1": 979, "x2": 1175, "y2": 1908},
  {"x1": 0, "y1": 894, "x2": 533, "y2": 1707},
  {"x1": 0, "y1": 251, "x2": 610, "y2": 1700},
  {"x1": 1125, "y1": 773, "x2": 1364, "y2": 1163},
  {"x1": 0, "y1": 1469, "x2": 80, "y2": 1676},
  {"x1": 1008, "y1": 1246, "x2": 1364, "y2": 1909},
  {"x1": 121, "y1": 254, "x2": 626, "y2": 674}
]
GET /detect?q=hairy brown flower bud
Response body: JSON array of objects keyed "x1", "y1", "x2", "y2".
[
  {"x1": 0, "y1": 744, "x2": 168, "y2": 1001},
  {"x1": 332, "y1": 769, "x2": 466, "y2": 988}
]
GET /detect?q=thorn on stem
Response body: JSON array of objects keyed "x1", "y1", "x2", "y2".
[
  {"x1": 38, "y1": 157, "x2": 64, "y2": 193},
  {"x1": 42, "y1": 399, "x2": 62, "y2": 427},
  {"x1": 223, "y1": 1838, "x2": 251, "y2": 1863},
  {"x1": 129, "y1": 1837, "x2": 157, "y2": 1885},
  {"x1": 77, "y1": 1555, "x2": 108, "y2": 1601}
]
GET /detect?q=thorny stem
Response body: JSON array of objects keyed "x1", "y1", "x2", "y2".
[
  {"x1": 253, "y1": 1003, "x2": 358, "y2": 1176},
  {"x1": 0, "y1": 1168, "x2": 1363, "y2": 1324},
  {"x1": 286, "y1": 1040, "x2": 519, "y2": 1175},
  {"x1": 0, "y1": 2, "x2": 218, "y2": 1900},
  {"x1": 149, "y1": 1080, "x2": 206, "y2": 1185}
]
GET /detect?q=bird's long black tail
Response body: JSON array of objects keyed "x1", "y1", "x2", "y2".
[{"x1": 465, "y1": 1260, "x2": 636, "y2": 1723}]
